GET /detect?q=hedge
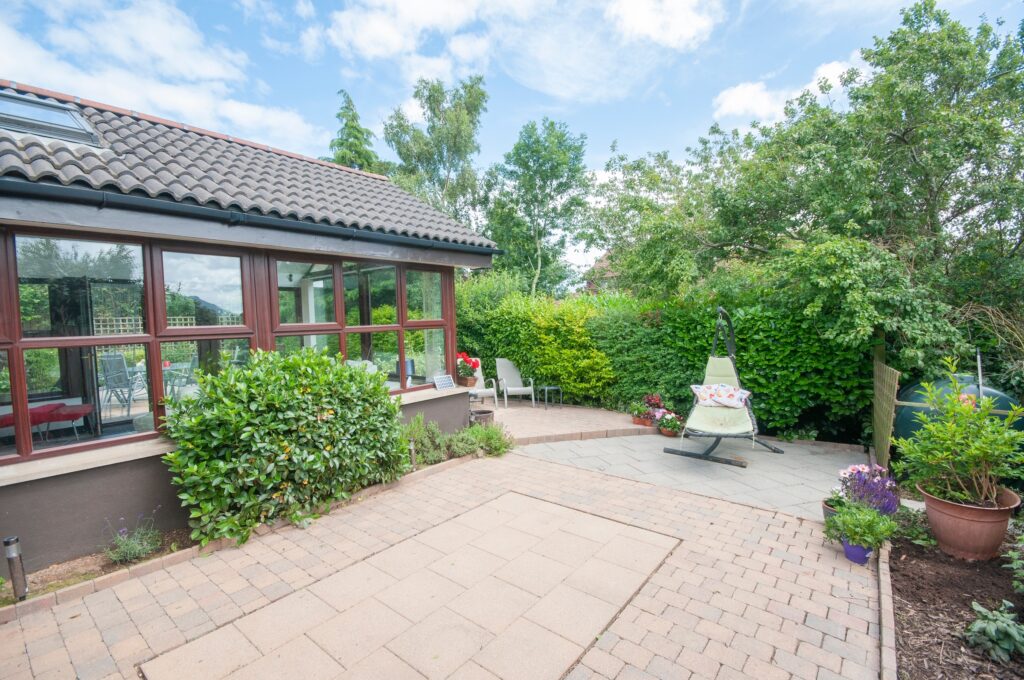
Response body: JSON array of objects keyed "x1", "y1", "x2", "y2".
[
  {"x1": 163, "y1": 349, "x2": 405, "y2": 544},
  {"x1": 456, "y1": 283, "x2": 873, "y2": 442}
]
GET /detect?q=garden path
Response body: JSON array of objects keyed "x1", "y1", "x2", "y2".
[{"x1": 2, "y1": 453, "x2": 880, "y2": 680}]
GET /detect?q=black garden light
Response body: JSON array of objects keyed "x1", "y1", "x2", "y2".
[{"x1": 4, "y1": 536, "x2": 27, "y2": 601}]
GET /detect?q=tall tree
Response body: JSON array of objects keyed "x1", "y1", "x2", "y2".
[
  {"x1": 482, "y1": 118, "x2": 590, "y2": 294},
  {"x1": 321, "y1": 90, "x2": 389, "y2": 174},
  {"x1": 383, "y1": 76, "x2": 488, "y2": 222}
]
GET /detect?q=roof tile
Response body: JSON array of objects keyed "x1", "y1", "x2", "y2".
[{"x1": 0, "y1": 85, "x2": 494, "y2": 249}]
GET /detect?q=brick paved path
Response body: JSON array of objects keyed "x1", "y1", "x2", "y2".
[{"x1": 0, "y1": 453, "x2": 879, "y2": 680}]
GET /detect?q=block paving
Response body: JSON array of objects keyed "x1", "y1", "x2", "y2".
[{"x1": 0, "y1": 452, "x2": 879, "y2": 680}]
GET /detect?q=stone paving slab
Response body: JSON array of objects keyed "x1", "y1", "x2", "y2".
[
  {"x1": 139, "y1": 493, "x2": 676, "y2": 680},
  {"x1": 0, "y1": 453, "x2": 880, "y2": 680},
  {"x1": 518, "y1": 434, "x2": 866, "y2": 519}
]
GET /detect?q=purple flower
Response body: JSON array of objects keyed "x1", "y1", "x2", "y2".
[{"x1": 836, "y1": 465, "x2": 899, "y2": 514}]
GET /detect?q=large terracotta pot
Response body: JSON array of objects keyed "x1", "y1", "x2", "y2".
[
  {"x1": 457, "y1": 376, "x2": 477, "y2": 387},
  {"x1": 822, "y1": 500, "x2": 839, "y2": 523},
  {"x1": 659, "y1": 427, "x2": 679, "y2": 437},
  {"x1": 917, "y1": 484, "x2": 1021, "y2": 560},
  {"x1": 632, "y1": 416, "x2": 654, "y2": 426}
]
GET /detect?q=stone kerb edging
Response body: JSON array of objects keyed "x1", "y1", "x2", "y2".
[
  {"x1": 877, "y1": 540, "x2": 898, "y2": 680},
  {"x1": 0, "y1": 455, "x2": 476, "y2": 625}
]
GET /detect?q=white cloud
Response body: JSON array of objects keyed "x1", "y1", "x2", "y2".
[
  {"x1": 294, "y1": 0, "x2": 315, "y2": 20},
  {"x1": 712, "y1": 51, "x2": 863, "y2": 123},
  {"x1": 324, "y1": 0, "x2": 725, "y2": 101},
  {"x1": 0, "y1": 2, "x2": 330, "y2": 156},
  {"x1": 299, "y1": 24, "x2": 325, "y2": 61},
  {"x1": 605, "y1": 0, "x2": 724, "y2": 50},
  {"x1": 235, "y1": 0, "x2": 284, "y2": 25}
]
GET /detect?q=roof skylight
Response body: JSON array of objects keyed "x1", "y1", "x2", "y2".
[{"x1": 0, "y1": 91, "x2": 100, "y2": 146}]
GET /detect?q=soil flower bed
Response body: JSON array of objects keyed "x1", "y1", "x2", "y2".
[{"x1": 890, "y1": 536, "x2": 1024, "y2": 679}]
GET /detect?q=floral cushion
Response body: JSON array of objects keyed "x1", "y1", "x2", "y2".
[{"x1": 691, "y1": 383, "x2": 750, "y2": 409}]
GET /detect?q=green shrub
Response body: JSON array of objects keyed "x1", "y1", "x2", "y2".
[
  {"x1": 823, "y1": 504, "x2": 897, "y2": 549},
  {"x1": 893, "y1": 360, "x2": 1024, "y2": 505},
  {"x1": 163, "y1": 349, "x2": 405, "y2": 545},
  {"x1": 105, "y1": 516, "x2": 162, "y2": 564},
  {"x1": 402, "y1": 417, "x2": 514, "y2": 464},
  {"x1": 965, "y1": 600, "x2": 1024, "y2": 664},
  {"x1": 466, "y1": 423, "x2": 515, "y2": 456}
]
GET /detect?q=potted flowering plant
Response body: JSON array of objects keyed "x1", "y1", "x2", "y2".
[
  {"x1": 629, "y1": 401, "x2": 655, "y2": 426},
  {"x1": 823, "y1": 464, "x2": 900, "y2": 521},
  {"x1": 824, "y1": 504, "x2": 897, "y2": 565},
  {"x1": 456, "y1": 353, "x2": 481, "y2": 387},
  {"x1": 658, "y1": 412, "x2": 682, "y2": 437},
  {"x1": 893, "y1": 360, "x2": 1024, "y2": 560}
]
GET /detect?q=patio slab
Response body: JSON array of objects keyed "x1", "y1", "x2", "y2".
[
  {"x1": 492, "y1": 402, "x2": 656, "y2": 444},
  {"x1": 517, "y1": 434, "x2": 867, "y2": 519},
  {"x1": 2, "y1": 454, "x2": 879, "y2": 680},
  {"x1": 140, "y1": 494, "x2": 675, "y2": 680}
]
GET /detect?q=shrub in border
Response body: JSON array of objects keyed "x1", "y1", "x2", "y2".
[{"x1": 163, "y1": 349, "x2": 405, "y2": 545}]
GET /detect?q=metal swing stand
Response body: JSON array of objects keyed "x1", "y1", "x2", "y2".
[{"x1": 663, "y1": 307, "x2": 784, "y2": 468}]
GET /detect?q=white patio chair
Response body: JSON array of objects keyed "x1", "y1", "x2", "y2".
[
  {"x1": 496, "y1": 358, "x2": 535, "y2": 408},
  {"x1": 467, "y1": 358, "x2": 498, "y2": 406}
]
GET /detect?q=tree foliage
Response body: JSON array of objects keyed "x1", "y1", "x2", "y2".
[
  {"x1": 322, "y1": 89, "x2": 390, "y2": 174},
  {"x1": 384, "y1": 76, "x2": 488, "y2": 221},
  {"x1": 481, "y1": 118, "x2": 590, "y2": 294}
]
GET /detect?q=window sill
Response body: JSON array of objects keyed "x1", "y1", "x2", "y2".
[
  {"x1": 0, "y1": 437, "x2": 176, "y2": 487},
  {"x1": 394, "y1": 386, "x2": 470, "y2": 406}
]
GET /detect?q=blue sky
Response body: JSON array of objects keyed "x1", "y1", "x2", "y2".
[{"x1": 2, "y1": 0, "x2": 1019, "y2": 172}]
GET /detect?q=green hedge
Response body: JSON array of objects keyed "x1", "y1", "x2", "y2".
[
  {"x1": 163, "y1": 349, "x2": 405, "y2": 544},
  {"x1": 456, "y1": 282, "x2": 873, "y2": 441}
]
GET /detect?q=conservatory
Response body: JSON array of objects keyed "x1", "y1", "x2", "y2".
[{"x1": 0, "y1": 81, "x2": 495, "y2": 568}]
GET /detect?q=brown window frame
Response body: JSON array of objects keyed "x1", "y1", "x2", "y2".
[{"x1": 0, "y1": 226, "x2": 458, "y2": 466}]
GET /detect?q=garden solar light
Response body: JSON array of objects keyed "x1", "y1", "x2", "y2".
[{"x1": 4, "y1": 536, "x2": 28, "y2": 601}]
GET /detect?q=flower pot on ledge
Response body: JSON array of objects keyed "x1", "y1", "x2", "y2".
[
  {"x1": 457, "y1": 376, "x2": 477, "y2": 387},
  {"x1": 917, "y1": 484, "x2": 1020, "y2": 560},
  {"x1": 659, "y1": 428, "x2": 678, "y2": 437},
  {"x1": 632, "y1": 416, "x2": 654, "y2": 426}
]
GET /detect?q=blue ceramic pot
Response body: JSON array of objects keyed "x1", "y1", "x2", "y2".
[{"x1": 841, "y1": 539, "x2": 872, "y2": 565}]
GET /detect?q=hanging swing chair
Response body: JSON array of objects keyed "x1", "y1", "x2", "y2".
[{"x1": 664, "y1": 307, "x2": 784, "y2": 468}]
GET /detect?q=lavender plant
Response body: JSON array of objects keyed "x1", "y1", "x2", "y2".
[{"x1": 828, "y1": 464, "x2": 900, "y2": 515}]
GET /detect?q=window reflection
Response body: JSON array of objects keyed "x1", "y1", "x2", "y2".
[
  {"x1": 345, "y1": 331, "x2": 399, "y2": 389},
  {"x1": 343, "y1": 262, "x2": 396, "y2": 326},
  {"x1": 406, "y1": 270, "x2": 443, "y2": 321},
  {"x1": 160, "y1": 339, "x2": 250, "y2": 403},
  {"x1": 276, "y1": 334, "x2": 340, "y2": 356},
  {"x1": 22, "y1": 344, "x2": 153, "y2": 449},
  {"x1": 404, "y1": 329, "x2": 447, "y2": 388},
  {"x1": 277, "y1": 261, "x2": 335, "y2": 324},
  {"x1": 0, "y1": 351, "x2": 15, "y2": 456},
  {"x1": 163, "y1": 252, "x2": 243, "y2": 327},
  {"x1": 16, "y1": 236, "x2": 144, "y2": 337}
]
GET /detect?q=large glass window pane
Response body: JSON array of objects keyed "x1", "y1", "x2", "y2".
[
  {"x1": 163, "y1": 252, "x2": 243, "y2": 327},
  {"x1": 406, "y1": 270, "x2": 443, "y2": 321},
  {"x1": 276, "y1": 334, "x2": 340, "y2": 356},
  {"x1": 0, "y1": 351, "x2": 15, "y2": 456},
  {"x1": 23, "y1": 344, "x2": 153, "y2": 449},
  {"x1": 16, "y1": 236, "x2": 144, "y2": 337},
  {"x1": 345, "y1": 331, "x2": 399, "y2": 390},
  {"x1": 160, "y1": 339, "x2": 250, "y2": 404},
  {"x1": 277, "y1": 261, "x2": 335, "y2": 324},
  {"x1": 343, "y1": 262, "x2": 397, "y2": 326},
  {"x1": 404, "y1": 329, "x2": 447, "y2": 388}
]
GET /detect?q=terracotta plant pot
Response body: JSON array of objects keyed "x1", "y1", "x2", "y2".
[
  {"x1": 632, "y1": 416, "x2": 654, "y2": 426},
  {"x1": 457, "y1": 376, "x2": 477, "y2": 387},
  {"x1": 917, "y1": 484, "x2": 1021, "y2": 560},
  {"x1": 659, "y1": 427, "x2": 679, "y2": 437},
  {"x1": 841, "y1": 539, "x2": 872, "y2": 565},
  {"x1": 822, "y1": 500, "x2": 839, "y2": 523}
]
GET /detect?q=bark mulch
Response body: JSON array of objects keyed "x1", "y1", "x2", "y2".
[{"x1": 890, "y1": 538, "x2": 1024, "y2": 679}]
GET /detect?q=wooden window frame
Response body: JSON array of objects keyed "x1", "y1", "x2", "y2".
[{"x1": 0, "y1": 227, "x2": 459, "y2": 465}]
